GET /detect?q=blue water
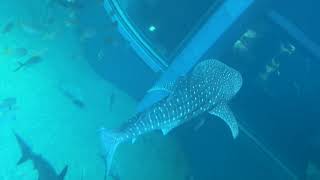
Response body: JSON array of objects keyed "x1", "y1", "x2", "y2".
[{"x1": 0, "y1": 0, "x2": 319, "y2": 180}]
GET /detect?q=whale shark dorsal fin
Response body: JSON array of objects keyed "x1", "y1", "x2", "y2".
[
  {"x1": 148, "y1": 75, "x2": 187, "y2": 94},
  {"x1": 209, "y1": 104, "x2": 239, "y2": 139},
  {"x1": 148, "y1": 81, "x2": 176, "y2": 94}
]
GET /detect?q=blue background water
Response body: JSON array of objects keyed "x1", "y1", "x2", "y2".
[{"x1": 1, "y1": 0, "x2": 319, "y2": 179}]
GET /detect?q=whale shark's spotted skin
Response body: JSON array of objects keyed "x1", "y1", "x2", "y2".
[{"x1": 100, "y1": 59, "x2": 243, "y2": 175}]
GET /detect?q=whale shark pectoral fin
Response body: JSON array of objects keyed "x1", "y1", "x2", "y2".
[
  {"x1": 99, "y1": 128, "x2": 121, "y2": 177},
  {"x1": 209, "y1": 104, "x2": 239, "y2": 139}
]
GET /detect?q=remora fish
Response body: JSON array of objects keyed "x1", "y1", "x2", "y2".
[
  {"x1": 14, "y1": 132, "x2": 68, "y2": 180},
  {"x1": 100, "y1": 59, "x2": 243, "y2": 175}
]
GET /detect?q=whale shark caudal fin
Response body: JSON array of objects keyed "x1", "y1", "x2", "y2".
[
  {"x1": 14, "y1": 132, "x2": 33, "y2": 165},
  {"x1": 58, "y1": 166, "x2": 68, "y2": 180},
  {"x1": 209, "y1": 103, "x2": 239, "y2": 139},
  {"x1": 99, "y1": 128, "x2": 121, "y2": 176}
]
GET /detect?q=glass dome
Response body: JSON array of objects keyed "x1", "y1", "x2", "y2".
[{"x1": 104, "y1": 0, "x2": 225, "y2": 71}]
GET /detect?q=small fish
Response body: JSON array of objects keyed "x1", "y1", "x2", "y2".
[
  {"x1": 19, "y1": 21, "x2": 47, "y2": 36},
  {"x1": 100, "y1": 59, "x2": 243, "y2": 175},
  {"x1": 96, "y1": 0, "x2": 104, "y2": 5},
  {"x1": 1, "y1": 47, "x2": 28, "y2": 58},
  {"x1": 306, "y1": 161, "x2": 320, "y2": 180},
  {"x1": 52, "y1": 0, "x2": 83, "y2": 9},
  {"x1": 0, "y1": 97, "x2": 17, "y2": 121},
  {"x1": 14, "y1": 55, "x2": 42, "y2": 72},
  {"x1": 2, "y1": 22, "x2": 14, "y2": 34},
  {"x1": 259, "y1": 58, "x2": 280, "y2": 81},
  {"x1": 193, "y1": 117, "x2": 206, "y2": 132},
  {"x1": 13, "y1": 48, "x2": 28, "y2": 58},
  {"x1": 46, "y1": 16, "x2": 56, "y2": 25},
  {"x1": 2, "y1": 46, "x2": 12, "y2": 56},
  {"x1": 104, "y1": 36, "x2": 120, "y2": 47},
  {"x1": 58, "y1": 83, "x2": 85, "y2": 108},
  {"x1": 42, "y1": 31, "x2": 57, "y2": 40},
  {"x1": 0, "y1": 97, "x2": 16, "y2": 111},
  {"x1": 186, "y1": 175, "x2": 195, "y2": 180},
  {"x1": 97, "y1": 49, "x2": 105, "y2": 61},
  {"x1": 280, "y1": 42, "x2": 295, "y2": 55},
  {"x1": 64, "y1": 18, "x2": 77, "y2": 27},
  {"x1": 80, "y1": 28, "x2": 96, "y2": 41},
  {"x1": 108, "y1": 21, "x2": 118, "y2": 29},
  {"x1": 105, "y1": 36, "x2": 115, "y2": 44}
]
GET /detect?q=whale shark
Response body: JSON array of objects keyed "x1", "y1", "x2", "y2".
[
  {"x1": 14, "y1": 132, "x2": 68, "y2": 180},
  {"x1": 100, "y1": 59, "x2": 243, "y2": 175}
]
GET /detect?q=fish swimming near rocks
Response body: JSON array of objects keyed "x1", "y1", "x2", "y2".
[
  {"x1": 100, "y1": 59, "x2": 243, "y2": 175},
  {"x1": 14, "y1": 132, "x2": 68, "y2": 180}
]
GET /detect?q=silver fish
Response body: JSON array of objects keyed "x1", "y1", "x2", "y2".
[{"x1": 100, "y1": 59, "x2": 243, "y2": 175}]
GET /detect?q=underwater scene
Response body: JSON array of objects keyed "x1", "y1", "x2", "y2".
[{"x1": 0, "y1": 0, "x2": 319, "y2": 180}]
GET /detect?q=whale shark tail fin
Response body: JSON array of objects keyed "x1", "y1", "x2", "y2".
[{"x1": 99, "y1": 128, "x2": 121, "y2": 176}]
